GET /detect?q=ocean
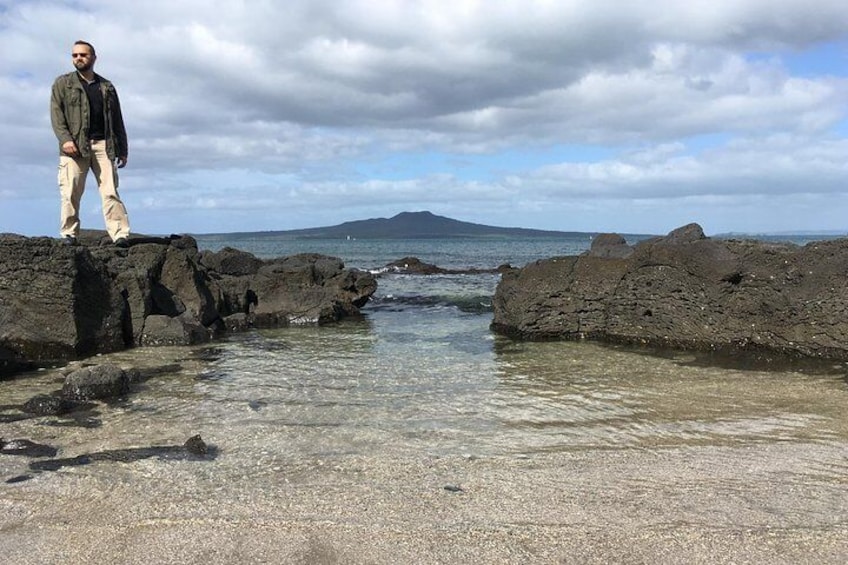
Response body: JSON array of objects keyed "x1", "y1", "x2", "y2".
[{"x1": 2, "y1": 234, "x2": 848, "y2": 562}]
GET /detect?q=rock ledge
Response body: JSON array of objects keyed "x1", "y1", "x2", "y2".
[
  {"x1": 0, "y1": 233, "x2": 376, "y2": 376},
  {"x1": 491, "y1": 223, "x2": 848, "y2": 360}
]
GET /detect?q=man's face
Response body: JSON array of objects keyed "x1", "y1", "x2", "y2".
[{"x1": 71, "y1": 46, "x2": 95, "y2": 72}]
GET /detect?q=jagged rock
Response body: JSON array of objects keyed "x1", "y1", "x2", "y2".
[
  {"x1": 140, "y1": 314, "x2": 211, "y2": 346},
  {"x1": 662, "y1": 222, "x2": 707, "y2": 244},
  {"x1": 0, "y1": 233, "x2": 377, "y2": 376},
  {"x1": 0, "y1": 235, "x2": 126, "y2": 367},
  {"x1": 492, "y1": 224, "x2": 848, "y2": 359},
  {"x1": 91, "y1": 239, "x2": 224, "y2": 344},
  {"x1": 223, "y1": 313, "x2": 251, "y2": 332},
  {"x1": 61, "y1": 364, "x2": 130, "y2": 400},
  {"x1": 158, "y1": 243, "x2": 222, "y2": 327},
  {"x1": 199, "y1": 246, "x2": 263, "y2": 276},
  {"x1": 587, "y1": 233, "x2": 633, "y2": 259},
  {"x1": 213, "y1": 252, "x2": 377, "y2": 326}
]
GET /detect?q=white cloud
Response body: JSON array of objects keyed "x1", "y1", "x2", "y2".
[
  {"x1": 1, "y1": 0, "x2": 847, "y2": 235},
  {"x1": 528, "y1": 134, "x2": 848, "y2": 198}
]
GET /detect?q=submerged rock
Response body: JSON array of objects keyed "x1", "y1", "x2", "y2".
[
  {"x1": 1, "y1": 438, "x2": 58, "y2": 458},
  {"x1": 492, "y1": 224, "x2": 848, "y2": 360},
  {"x1": 22, "y1": 394, "x2": 81, "y2": 416},
  {"x1": 27, "y1": 435, "x2": 216, "y2": 473},
  {"x1": 184, "y1": 434, "x2": 208, "y2": 456},
  {"x1": 62, "y1": 364, "x2": 130, "y2": 401}
]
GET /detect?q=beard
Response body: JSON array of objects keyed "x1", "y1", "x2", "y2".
[{"x1": 74, "y1": 59, "x2": 94, "y2": 73}]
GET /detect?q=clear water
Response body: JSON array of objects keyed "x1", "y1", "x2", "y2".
[{"x1": 3, "y1": 235, "x2": 848, "y2": 562}]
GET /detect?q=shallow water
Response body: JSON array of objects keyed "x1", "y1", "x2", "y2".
[{"x1": 3, "y1": 291, "x2": 847, "y2": 475}]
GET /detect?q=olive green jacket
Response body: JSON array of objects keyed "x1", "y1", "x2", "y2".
[{"x1": 50, "y1": 71, "x2": 128, "y2": 160}]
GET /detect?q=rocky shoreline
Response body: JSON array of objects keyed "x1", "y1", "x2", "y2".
[
  {"x1": 0, "y1": 232, "x2": 377, "y2": 378},
  {"x1": 4, "y1": 228, "x2": 848, "y2": 562},
  {"x1": 0, "y1": 228, "x2": 380, "y2": 481},
  {"x1": 492, "y1": 223, "x2": 848, "y2": 360},
  {"x1": 6, "y1": 224, "x2": 848, "y2": 376}
]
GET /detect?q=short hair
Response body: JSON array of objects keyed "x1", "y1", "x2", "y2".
[{"x1": 73, "y1": 40, "x2": 96, "y2": 57}]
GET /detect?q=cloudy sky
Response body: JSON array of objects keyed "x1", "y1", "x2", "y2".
[{"x1": 2, "y1": 0, "x2": 847, "y2": 237}]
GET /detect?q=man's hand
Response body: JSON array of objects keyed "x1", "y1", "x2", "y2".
[
  {"x1": 116, "y1": 156, "x2": 127, "y2": 169},
  {"x1": 61, "y1": 141, "x2": 79, "y2": 157}
]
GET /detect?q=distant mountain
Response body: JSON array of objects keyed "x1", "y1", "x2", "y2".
[{"x1": 207, "y1": 211, "x2": 597, "y2": 239}]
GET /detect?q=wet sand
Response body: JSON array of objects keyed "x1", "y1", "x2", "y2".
[
  {"x1": 3, "y1": 440, "x2": 847, "y2": 564},
  {"x1": 3, "y1": 333, "x2": 848, "y2": 564}
]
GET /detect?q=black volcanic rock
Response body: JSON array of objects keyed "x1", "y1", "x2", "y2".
[
  {"x1": 213, "y1": 252, "x2": 378, "y2": 326},
  {"x1": 380, "y1": 256, "x2": 506, "y2": 275},
  {"x1": 199, "y1": 246, "x2": 263, "y2": 276},
  {"x1": 1, "y1": 438, "x2": 58, "y2": 458},
  {"x1": 22, "y1": 394, "x2": 81, "y2": 416},
  {"x1": 384, "y1": 257, "x2": 447, "y2": 274},
  {"x1": 27, "y1": 435, "x2": 216, "y2": 474},
  {"x1": 492, "y1": 224, "x2": 848, "y2": 360},
  {"x1": 140, "y1": 314, "x2": 211, "y2": 346},
  {"x1": 0, "y1": 232, "x2": 377, "y2": 375},
  {"x1": 587, "y1": 233, "x2": 633, "y2": 259},
  {"x1": 62, "y1": 364, "x2": 130, "y2": 401},
  {"x1": 0, "y1": 235, "x2": 126, "y2": 365}
]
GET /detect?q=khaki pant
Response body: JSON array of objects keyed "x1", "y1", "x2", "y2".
[{"x1": 58, "y1": 140, "x2": 130, "y2": 241}]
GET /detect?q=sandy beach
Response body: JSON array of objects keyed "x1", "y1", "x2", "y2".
[{"x1": 3, "y1": 438, "x2": 847, "y2": 564}]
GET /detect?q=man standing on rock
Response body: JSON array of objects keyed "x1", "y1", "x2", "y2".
[{"x1": 50, "y1": 40, "x2": 131, "y2": 248}]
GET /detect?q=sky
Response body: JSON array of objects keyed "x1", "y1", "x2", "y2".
[{"x1": 1, "y1": 0, "x2": 847, "y2": 237}]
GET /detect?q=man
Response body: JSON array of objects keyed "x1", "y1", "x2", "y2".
[{"x1": 50, "y1": 40, "x2": 131, "y2": 247}]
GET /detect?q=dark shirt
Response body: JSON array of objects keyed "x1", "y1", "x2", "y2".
[{"x1": 78, "y1": 73, "x2": 105, "y2": 141}]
